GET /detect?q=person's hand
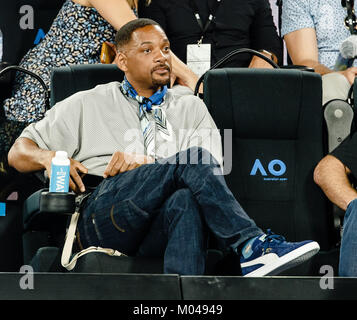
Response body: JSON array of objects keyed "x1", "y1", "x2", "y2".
[
  {"x1": 103, "y1": 151, "x2": 154, "y2": 178},
  {"x1": 338, "y1": 67, "x2": 357, "y2": 85},
  {"x1": 170, "y1": 53, "x2": 198, "y2": 92},
  {"x1": 170, "y1": 72, "x2": 177, "y2": 88},
  {"x1": 100, "y1": 41, "x2": 117, "y2": 64},
  {"x1": 248, "y1": 55, "x2": 275, "y2": 69},
  {"x1": 45, "y1": 154, "x2": 88, "y2": 193},
  {"x1": 68, "y1": 159, "x2": 88, "y2": 193}
]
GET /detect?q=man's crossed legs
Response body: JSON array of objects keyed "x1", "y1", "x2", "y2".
[{"x1": 77, "y1": 147, "x2": 320, "y2": 276}]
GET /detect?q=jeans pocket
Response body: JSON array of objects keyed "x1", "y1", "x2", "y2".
[{"x1": 91, "y1": 199, "x2": 151, "y2": 255}]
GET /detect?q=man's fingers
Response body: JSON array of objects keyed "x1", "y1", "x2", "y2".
[
  {"x1": 69, "y1": 177, "x2": 80, "y2": 194},
  {"x1": 120, "y1": 161, "x2": 131, "y2": 173},
  {"x1": 70, "y1": 167, "x2": 86, "y2": 193},
  {"x1": 104, "y1": 152, "x2": 127, "y2": 177},
  {"x1": 76, "y1": 161, "x2": 88, "y2": 175},
  {"x1": 103, "y1": 152, "x2": 120, "y2": 178},
  {"x1": 103, "y1": 152, "x2": 153, "y2": 178}
]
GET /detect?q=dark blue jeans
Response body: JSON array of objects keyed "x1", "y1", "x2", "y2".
[{"x1": 77, "y1": 147, "x2": 262, "y2": 275}]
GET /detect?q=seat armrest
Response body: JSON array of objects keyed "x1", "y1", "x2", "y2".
[
  {"x1": 23, "y1": 188, "x2": 76, "y2": 231},
  {"x1": 38, "y1": 190, "x2": 76, "y2": 214},
  {"x1": 280, "y1": 65, "x2": 314, "y2": 72}
]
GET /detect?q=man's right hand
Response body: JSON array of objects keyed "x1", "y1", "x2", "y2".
[{"x1": 44, "y1": 154, "x2": 88, "y2": 194}]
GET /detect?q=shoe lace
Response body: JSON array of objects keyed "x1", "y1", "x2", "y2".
[{"x1": 262, "y1": 229, "x2": 286, "y2": 252}]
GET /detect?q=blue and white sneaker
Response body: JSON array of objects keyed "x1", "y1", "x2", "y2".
[{"x1": 240, "y1": 230, "x2": 320, "y2": 277}]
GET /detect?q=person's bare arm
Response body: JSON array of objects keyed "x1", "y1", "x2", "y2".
[
  {"x1": 314, "y1": 155, "x2": 357, "y2": 211},
  {"x1": 284, "y1": 27, "x2": 332, "y2": 75},
  {"x1": 87, "y1": 0, "x2": 137, "y2": 30},
  {"x1": 170, "y1": 52, "x2": 199, "y2": 92},
  {"x1": 8, "y1": 137, "x2": 88, "y2": 193},
  {"x1": 84, "y1": 0, "x2": 198, "y2": 91},
  {"x1": 249, "y1": 50, "x2": 277, "y2": 69},
  {"x1": 8, "y1": 137, "x2": 55, "y2": 173},
  {"x1": 285, "y1": 28, "x2": 357, "y2": 85}
]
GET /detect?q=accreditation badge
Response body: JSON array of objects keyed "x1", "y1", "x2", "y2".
[{"x1": 186, "y1": 43, "x2": 211, "y2": 78}]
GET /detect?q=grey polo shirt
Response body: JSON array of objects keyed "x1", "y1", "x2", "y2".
[{"x1": 20, "y1": 82, "x2": 222, "y2": 176}]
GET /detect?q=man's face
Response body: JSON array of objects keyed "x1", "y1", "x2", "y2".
[{"x1": 116, "y1": 25, "x2": 172, "y2": 93}]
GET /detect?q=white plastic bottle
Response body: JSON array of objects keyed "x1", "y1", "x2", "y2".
[{"x1": 49, "y1": 151, "x2": 70, "y2": 193}]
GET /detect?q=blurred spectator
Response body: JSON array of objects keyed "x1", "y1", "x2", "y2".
[
  {"x1": 314, "y1": 131, "x2": 357, "y2": 276},
  {"x1": 139, "y1": 0, "x2": 282, "y2": 76},
  {"x1": 282, "y1": 0, "x2": 357, "y2": 105}
]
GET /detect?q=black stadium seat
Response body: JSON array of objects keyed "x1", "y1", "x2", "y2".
[
  {"x1": 203, "y1": 68, "x2": 339, "y2": 258},
  {"x1": 49, "y1": 64, "x2": 125, "y2": 107},
  {"x1": 26, "y1": 64, "x2": 222, "y2": 274},
  {"x1": 22, "y1": 64, "x2": 126, "y2": 271},
  {"x1": 21, "y1": 65, "x2": 340, "y2": 276}
]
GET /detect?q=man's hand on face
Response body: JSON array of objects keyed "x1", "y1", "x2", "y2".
[{"x1": 103, "y1": 151, "x2": 155, "y2": 178}]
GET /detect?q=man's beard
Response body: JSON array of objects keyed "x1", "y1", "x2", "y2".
[
  {"x1": 151, "y1": 76, "x2": 170, "y2": 88},
  {"x1": 151, "y1": 64, "x2": 171, "y2": 89}
]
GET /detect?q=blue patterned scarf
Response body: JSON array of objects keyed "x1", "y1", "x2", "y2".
[{"x1": 120, "y1": 77, "x2": 171, "y2": 158}]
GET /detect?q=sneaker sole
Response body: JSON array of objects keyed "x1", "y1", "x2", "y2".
[{"x1": 243, "y1": 241, "x2": 320, "y2": 277}]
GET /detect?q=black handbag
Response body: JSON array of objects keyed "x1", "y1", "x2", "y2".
[
  {"x1": 0, "y1": 64, "x2": 49, "y2": 112},
  {"x1": 194, "y1": 48, "x2": 280, "y2": 96}
]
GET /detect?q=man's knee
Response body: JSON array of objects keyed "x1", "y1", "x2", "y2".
[
  {"x1": 322, "y1": 73, "x2": 351, "y2": 105},
  {"x1": 163, "y1": 188, "x2": 200, "y2": 223},
  {"x1": 165, "y1": 188, "x2": 195, "y2": 211}
]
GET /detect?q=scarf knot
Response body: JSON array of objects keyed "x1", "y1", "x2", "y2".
[{"x1": 119, "y1": 77, "x2": 171, "y2": 158}]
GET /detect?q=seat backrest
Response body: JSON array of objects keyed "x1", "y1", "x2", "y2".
[
  {"x1": 0, "y1": 0, "x2": 65, "y2": 65},
  {"x1": 50, "y1": 64, "x2": 125, "y2": 106},
  {"x1": 203, "y1": 68, "x2": 336, "y2": 250}
]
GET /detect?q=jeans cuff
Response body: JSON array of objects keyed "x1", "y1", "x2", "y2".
[{"x1": 230, "y1": 226, "x2": 264, "y2": 253}]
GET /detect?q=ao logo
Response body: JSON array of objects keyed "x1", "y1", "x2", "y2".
[{"x1": 250, "y1": 159, "x2": 286, "y2": 177}]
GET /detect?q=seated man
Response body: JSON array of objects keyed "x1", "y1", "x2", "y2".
[
  {"x1": 282, "y1": 0, "x2": 357, "y2": 105},
  {"x1": 314, "y1": 133, "x2": 357, "y2": 276},
  {"x1": 8, "y1": 18, "x2": 319, "y2": 276},
  {"x1": 139, "y1": 0, "x2": 282, "y2": 76}
]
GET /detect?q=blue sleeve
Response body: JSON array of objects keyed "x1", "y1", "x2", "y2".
[{"x1": 281, "y1": 0, "x2": 314, "y2": 37}]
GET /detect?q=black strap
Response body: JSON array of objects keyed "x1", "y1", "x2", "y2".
[
  {"x1": 189, "y1": 0, "x2": 223, "y2": 41},
  {"x1": 276, "y1": 0, "x2": 283, "y2": 38},
  {"x1": 0, "y1": 65, "x2": 50, "y2": 113}
]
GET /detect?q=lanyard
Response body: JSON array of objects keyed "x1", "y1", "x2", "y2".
[{"x1": 190, "y1": 0, "x2": 223, "y2": 44}]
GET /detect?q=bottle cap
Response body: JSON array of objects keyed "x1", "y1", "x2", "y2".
[{"x1": 55, "y1": 151, "x2": 68, "y2": 160}]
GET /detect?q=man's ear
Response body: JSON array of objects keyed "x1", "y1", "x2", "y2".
[{"x1": 115, "y1": 51, "x2": 128, "y2": 72}]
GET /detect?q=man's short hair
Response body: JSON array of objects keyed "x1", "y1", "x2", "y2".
[{"x1": 115, "y1": 18, "x2": 161, "y2": 51}]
